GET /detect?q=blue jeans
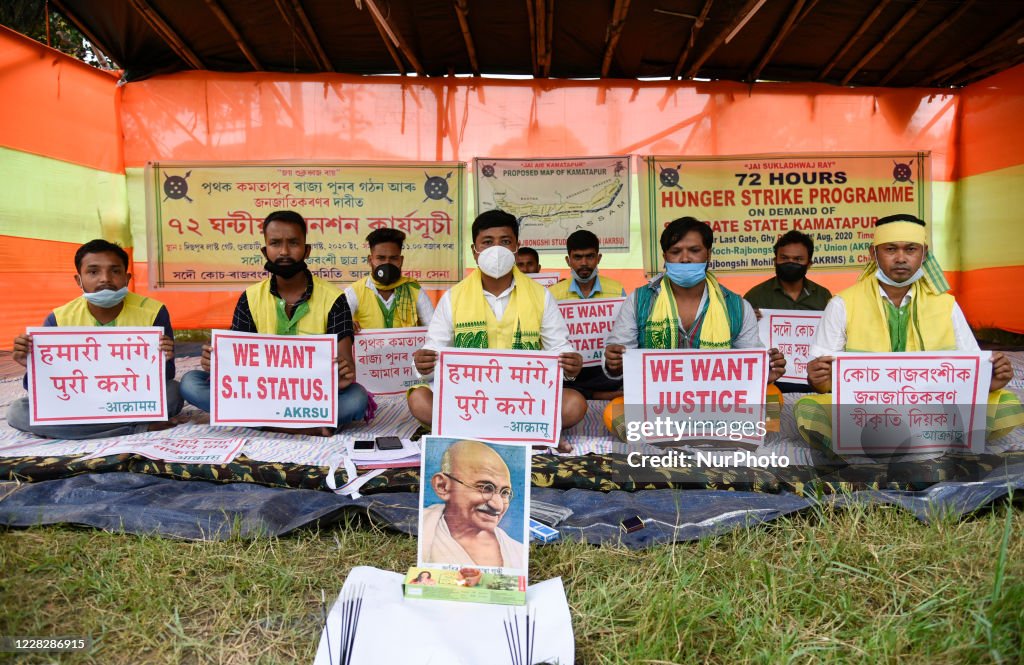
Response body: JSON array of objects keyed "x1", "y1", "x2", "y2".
[
  {"x1": 6, "y1": 379, "x2": 183, "y2": 440},
  {"x1": 179, "y1": 369, "x2": 369, "y2": 427}
]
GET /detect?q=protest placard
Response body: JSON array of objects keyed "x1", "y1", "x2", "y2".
[
  {"x1": 832, "y1": 352, "x2": 991, "y2": 454},
  {"x1": 433, "y1": 349, "x2": 562, "y2": 445},
  {"x1": 528, "y1": 272, "x2": 561, "y2": 288},
  {"x1": 757, "y1": 310, "x2": 823, "y2": 381},
  {"x1": 80, "y1": 437, "x2": 246, "y2": 464},
  {"x1": 622, "y1": 349, "x2": 769, "y2": 445},
  {"x1": 27, "y1": 327, "x2": 167, "y2": 425},
  {"x1": 210, "y1": 330, "x2": 336, "y2": 427},
  {"x1": 557, "y1": 297, "x2": 624, "y2": 366},
  {"x1": 352, "y1": 327, "x2": 427, "y2": 395}
]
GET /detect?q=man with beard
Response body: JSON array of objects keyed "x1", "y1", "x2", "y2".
[
  {"x1": 344, "y1": 228, "x2": 433, "y2": 329},
  {"x1": 180, "y1": 210, "x2": 369, "y2": 433},
  {"x1": 796, "y1": 214, "x2": 1023, "y2": 450},
  {"x1": 406, "y1": 210, "x2": 587, "y2": 448},
  {"x1": 421, "y1": 439, "x2": 525, "y2": 569},
  {"x1": 548, "y1": 229, "x2": 625, "y2": 400},
  {"x1": 8, "y1": 239, "x2": 182, "y2": 438}
]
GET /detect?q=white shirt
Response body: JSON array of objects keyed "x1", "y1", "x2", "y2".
[
  {"x1": 809, "y1": 285, "x2": 977, "y2": 358},
  {"x1": 418, "y1": 280, "x2": 573, "y2": 380},
  {"x1": 344, "y1": 280, "x2": 435, "y2": 327}
]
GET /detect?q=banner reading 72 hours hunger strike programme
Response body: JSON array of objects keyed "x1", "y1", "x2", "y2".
[{"x1": 639, "y1": 152, "x2": 930, "y2": 275}]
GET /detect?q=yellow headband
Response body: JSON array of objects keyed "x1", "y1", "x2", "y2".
[{"x1": 873, "y1": 221, "x2": 927, "y2": 246}]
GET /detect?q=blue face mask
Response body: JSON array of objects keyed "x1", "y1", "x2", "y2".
[
  {"x1": 82, "y1": 287, "x2": 129, "y2": 308},
  {"x1": 665, "y1": 262, "x2": 707, "y2": 288}
]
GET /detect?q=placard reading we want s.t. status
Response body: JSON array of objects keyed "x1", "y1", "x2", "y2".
[{"x1": 211, "y1": 330, "x2": 336, "y2": 427}]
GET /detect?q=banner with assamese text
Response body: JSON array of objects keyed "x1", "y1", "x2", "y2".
[{"x1": 146, "y1": 161, "x2": 464, "y2": 290}]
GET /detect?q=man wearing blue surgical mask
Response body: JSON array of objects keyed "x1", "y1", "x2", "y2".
[
  {"x1": 603, "y1": 216, "x2": 787, "y2": 379},
  {"x1": 8, "y1": 239, "x2": 182, "y2": 438}
]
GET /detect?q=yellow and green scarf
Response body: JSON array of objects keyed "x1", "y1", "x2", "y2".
[
  {"x1": 635, "y1": 272, "x2": 742, "y2": 349},
  {"x1": 449, "y1": 268, "x2": 543, "y2": 349},
  {"x1": 352, "y1": 275, "x2": 421, "y2": 329}
]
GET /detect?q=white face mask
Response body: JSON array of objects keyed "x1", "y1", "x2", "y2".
[
  {"x1": 476, "y1": 245, "x2": 516, "y2": 279},
  {"x1": 875, "y1": 267, "x2": 924, "y2": 288}
]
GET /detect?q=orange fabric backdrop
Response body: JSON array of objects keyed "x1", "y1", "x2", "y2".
[{"x1": 3, "y1": 18, "x2": 1023, "y2": 344}]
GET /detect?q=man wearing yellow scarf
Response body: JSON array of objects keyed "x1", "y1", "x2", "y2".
[
  {"x1": 795, "y1": 214, "x2": 1023, "y2": 450},
  {"x1": 407, "y1": 210, "x2": 588, "y2": 449},
  {"x1": 602, "y1": 217, "x2": 787, "y2": 440},
  {"x1": 344, "y1": 228, "x2": 434, "y2": 330}
]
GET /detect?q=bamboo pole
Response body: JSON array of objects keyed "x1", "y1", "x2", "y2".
[
  {"x1": 878, "y1": 0, "x2": 974, "y2": 86},
  {"x1": 840, "y1": 0, "x2": 927, "y2": 86},
  {"x1": 453, "y1": 0, "x2": 480, "y2": 76},
  {"x1": 202, "y1": 0, "x2": 263, "y2": 70},
  {"x1": 818, "y1": 0, "x2": 891, "y2": 81}
]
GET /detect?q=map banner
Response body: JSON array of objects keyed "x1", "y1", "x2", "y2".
[
  {"x1": 474, "y1": 155, "x2": 630, "y2": 252},
  {"x1": 146, "y1": 161, "x2": 464, "y2": 290},
  {"x1": 638, "y1": 152, "x2": 930, "y2": 276}
]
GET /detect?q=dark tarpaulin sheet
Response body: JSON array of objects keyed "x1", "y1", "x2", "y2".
[{"x1": 1, "y1": 464, "x2": 1022, "y2": 544}]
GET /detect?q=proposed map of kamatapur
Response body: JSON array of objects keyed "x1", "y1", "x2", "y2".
[{"x1": 474, "y1": 156, "x2": 631, "y2": 251}]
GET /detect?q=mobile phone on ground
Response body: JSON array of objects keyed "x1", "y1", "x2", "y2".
[
  {"x1": 353, "y1": 440, "x2": 375, "y2": 451},
  {"x1": 375, "y1": 436, "x2": 404, "y2": 450}
]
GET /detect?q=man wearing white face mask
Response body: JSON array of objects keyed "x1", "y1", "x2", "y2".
[
  {"x1": 407, "y1": 210, "x2": 588, "y2": 448},
  {"x1": 8, "y1": 239, "x2": 182, "y2": 439},
  {"x1": 795, "y1": 214, "x2": 1022, "y2": 449}
]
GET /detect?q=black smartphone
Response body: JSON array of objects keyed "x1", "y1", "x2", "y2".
[
  {"x1": 621, "y1": 516, "x2": 645, "y2": 533},
  {"x1": 353, "y1": 440, "x2": 375, "y2": 451},
  {"x1": 375, "y1": 436, "x2": 403, "y2": 451}
]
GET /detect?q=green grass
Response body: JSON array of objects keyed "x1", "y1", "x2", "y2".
[{"x1": 1, "y1": 503, "x2": 1022, "y2": 664}]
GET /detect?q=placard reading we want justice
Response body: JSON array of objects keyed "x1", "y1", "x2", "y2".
[
  {"x1": 27, "y1": 327, "x2": 167, "y2": 425},
  {"x1": 623, "y1": 349, "x2": 768, "y2": 445},
  {"x1": 210, "y1": 330, "x2": 337, "y2": 427}
]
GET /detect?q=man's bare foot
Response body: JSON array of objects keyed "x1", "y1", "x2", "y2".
[{"x1": 556, "y1": 438, "x2": 573, "y2": 453}]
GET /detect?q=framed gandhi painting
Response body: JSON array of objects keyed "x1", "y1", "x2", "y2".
[{"x1": 417, "y1": 436, "x2": 530, "y2": 578}]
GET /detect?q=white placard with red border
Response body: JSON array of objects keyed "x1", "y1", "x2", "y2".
[
  {"x1": 623, "y1": 349, "x2": 769, "y2": 445},
  {"x1": 757, "y1": 310, "x2": 823, "y2": 382},
  {"x1": 832, "y1": 352, "x2": 991, "y2": 454},
  {"x1": 353, "y1": 327, "x2": 427, "y2": 395},
  {"x1": 211, "y1": 330, "x2": 336, "y2": 427},
  {"x1": 557, "y1": 297, "x2": 625, "y2": 367},
  {"x1": 80, "y1": 436, "x2": 247, "y2": 464},
  {"x1": 27, "y1": 326, "x2": 167, "y2": 425},
  {"x1": 529, "y1": 272, "x2": 561, "y2": 288},
  {"x1": 433, "y1": 349, "x2": 563, "y2": 445}
]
